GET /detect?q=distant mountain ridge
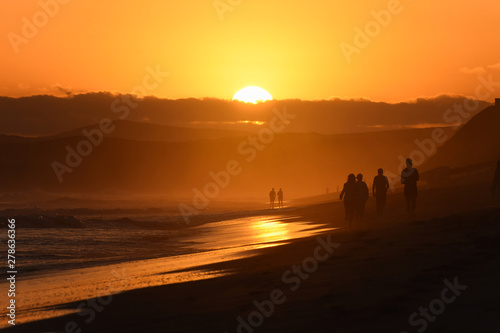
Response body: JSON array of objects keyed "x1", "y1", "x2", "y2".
[
  {"x1": 0, "y1": 126, "x2": 454, "y2": 198},
  {"x1": 0, "y1": 93, "x2": 490, "y2": 136},
  {"x1": 52, "y1": 120, "x2": 251, "y2": 142}
]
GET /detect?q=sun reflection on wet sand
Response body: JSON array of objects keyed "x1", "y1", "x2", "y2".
[
  {"x1": 185, "y1": 215, "x2": 333, "y2": 250},
  {"x1": 0, "y1": 215, "x2": 335, "y2": 326}
]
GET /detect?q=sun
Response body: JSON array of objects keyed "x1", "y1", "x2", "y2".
[{"x1": 232, "y1": 86, "x2": 273, "y2": 104}]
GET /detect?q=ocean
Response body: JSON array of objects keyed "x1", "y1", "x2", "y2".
[{"x1": 0, "y1": 209, "x2": 334, "y2": 326}]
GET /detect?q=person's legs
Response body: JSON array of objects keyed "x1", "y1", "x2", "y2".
[
  {"x1": 375, "y1": 196, "x2": 382, "y2": 216},
  {"x1": 358, "y1": 203, "x2": 365, "y2": 222},
  {"x1": 348, "y1": 203, "x2": 355, "y2": 227},
  {"x1": 411, "y1": 196, "x2": 417, "y2": 215},
  {"x1": 380, "y1": 194, "x2": 386, "y2": 216},
  {"x1": 405, "y1": 195, "x2": 412, "y2": 215},
  {"x1": 346, "y1": 201, "x2": 354, "y2": 227}
]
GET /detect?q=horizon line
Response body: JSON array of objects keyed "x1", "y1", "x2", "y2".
[{"x1": 0, "y1": 92, "x2": 495, "y2": 105}]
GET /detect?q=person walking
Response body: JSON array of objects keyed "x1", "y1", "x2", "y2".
[
  {"x1": 277, "y1": 188, "x2": 284, "y2": 208},
  {"x1": 401, "y1": 158, "x2": 419, "y2": 216},
  {"x1": 356, "y1": 174, "x2": 369, "y2": 223},
  {"x1": 373, "y1": 168, "x2": 390, "y2": 216},
  {"x1": 269, "y1": 188, "x2": 276, "y2": 209},
  {"x1": 340, "y1": 174, "x2": 359, "y2": 227}
]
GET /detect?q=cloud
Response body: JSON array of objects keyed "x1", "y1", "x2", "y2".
[
  {"x1": 459, "y1": 66, "x2": 486, "y2": 75},
  {"x1": 53, "y1": 84, "x2": 73, "y2": 97},
  {"x1": 487, "y1": 63, "x2": 500, "y2": 70}
]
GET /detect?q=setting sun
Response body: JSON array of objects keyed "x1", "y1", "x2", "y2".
[{"x1": 232, "y1": 86, "x2": 273, "y2": 104}]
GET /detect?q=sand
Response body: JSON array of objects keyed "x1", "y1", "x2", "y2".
[{"x1": 4, "y1": 182, "x2": 500, "y2": 332}]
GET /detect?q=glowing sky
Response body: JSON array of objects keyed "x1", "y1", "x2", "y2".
[{"x1": 1, "y1": 0, "x2": 500, "y2": 101}]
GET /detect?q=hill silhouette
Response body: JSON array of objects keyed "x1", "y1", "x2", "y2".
[
  {"x1": 0, "y1": 127, "x2": 453, "y2": 199},
  {"x1": 52, "y1": 120, "x2": 250, "y2": 142},
  {"x1": 421, "y1": 100, "x2": 500, "y2": 186},
  {"x1": 0, "y1": 94, "x2": 489, "y2": 136}
]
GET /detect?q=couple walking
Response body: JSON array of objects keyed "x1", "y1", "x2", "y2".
[
  {"x1": 269, "y1": 188, "x2": 283, "y2": 209},
  {"x1": 339, "y1": 173, "x2": 369, "y2": 227}
]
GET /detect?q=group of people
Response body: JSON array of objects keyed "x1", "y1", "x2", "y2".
[
  {"x1": 269, "y1": 188, "x2": 284, "y2": 209},
  {"x1": 340, "y1": 158, "x2": 420, "y2": 227},
  {"x1": 266, "y1": 159, "x2": 500, "y2": 224}
]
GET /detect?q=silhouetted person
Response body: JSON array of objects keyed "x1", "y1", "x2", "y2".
[
  {"x1": 269, "y1": 188, "x2": 276, "y2": 209},
  {"x1": 340, "y1": 174, "x2": 359, "y2": 227},
  {"x1": 277, "y1": 188, "x2": 284, "y2": 208},
  {"x1": 492, "y1": 160, "x2": 500, "y2": 198},
  {"x1": 373, "y1": 168, "x2": 390, "y2": 216},
  {"x1": 356, "y1": 174, "x2": 369, "y2": 222},
  {"x1": 401, "y1": 158, "x2": 419, "y2": 216}
]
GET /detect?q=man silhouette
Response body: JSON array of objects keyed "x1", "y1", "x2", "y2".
[
  {"x1": 401, "y1": 158, "x2": 419, "y2": 216},
  {"x1": 269, "y1": 188, "x2": 276, "y2": 209},
  {"x1": 340, "y1": 174, "x2": 359, "y2": 227},
  {"x1": 492, "y1": 160, "x2": 500, "y2": 198},
  {"x1": 277, "y1": 188, "x2": 284, "y2": 208},
  {"x1": 356, "y1": 174, "x2": 369, "y2": 223},
  {"x1": 373, "y1": 168, "x2": 390, "y2": 216}
]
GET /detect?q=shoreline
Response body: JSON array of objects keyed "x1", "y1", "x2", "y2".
[
  {"x1": 4, "y1": 182, "x2": 500, "y2": 332},
  {"x1": 7, "y1": 201, "x2": 500, "y2": 332}
]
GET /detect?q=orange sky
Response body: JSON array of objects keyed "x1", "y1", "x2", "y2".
[{"x1": 1, "y1": 0, "x2": 500, "y2": 101}]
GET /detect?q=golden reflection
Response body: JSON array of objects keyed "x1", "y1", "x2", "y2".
[{"x1": 250, "y1": 219, "x2": 290, "y2": 244}]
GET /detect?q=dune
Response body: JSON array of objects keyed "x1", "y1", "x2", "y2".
[{"x1": 421, "y1": 101, "x2": 500, "y2": 187}]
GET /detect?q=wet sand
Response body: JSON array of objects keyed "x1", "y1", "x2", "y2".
[
  {"x1": 0, "y1": 215, "x2": 334, "y2": 327},
  {"x1": 4, "y1": 183, "x2": 500, "y2": 332}
]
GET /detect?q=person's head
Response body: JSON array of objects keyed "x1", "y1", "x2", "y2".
[
  {"x1": 406, "y1": 158, "x2": 413, "y2": 168},
  {"x1": 348, "y1": 173, "x2": 356, "y2": 182},
  {"x1": 378, "y1": 168, "x2": 383, "y2": 175},
  {"x1": 357, "y1": 173, "x2": 363, "y2": 181},
  {"x1": 272, "y1": 188, "x2": 274, "y2": 190}
]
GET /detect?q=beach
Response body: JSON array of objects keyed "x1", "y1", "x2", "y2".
[
  {"x1": 2, "y1": 182, "x2": 500, "y2": 332},
  {"x1": 3, "y1": 1, "x2": 500, "y2": 331}
]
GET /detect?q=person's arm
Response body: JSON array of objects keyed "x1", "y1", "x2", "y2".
[
  {"x1": 339, "y1": 186, "x2": 345, "y2": 200},
  {"x1": 372, "y1": 178, "x2": 376, "y2": 196},
  {"x1": 384, "y1": 176, "x2": 390, "y2": 191}
]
